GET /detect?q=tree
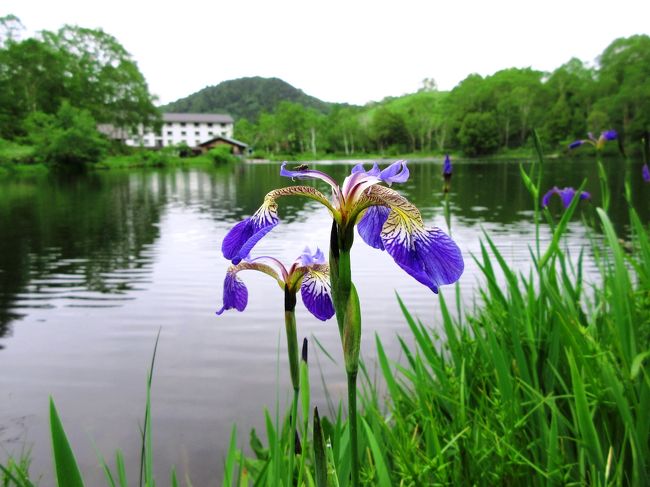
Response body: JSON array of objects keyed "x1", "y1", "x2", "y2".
[
  {"x1": 25, "y1": 101, "x2": 108, "y2": 166},
  {"x1": 40, "y1": 25, "x2": 160, "y2": 133},
  {"x1": 458, "y1": 112, "x2": 500, "y2": 156},
  {"x1": 596, "y1": 35, "x2": 650, "y2": 148},
  {"x1": 325, "y1": 106, "x2": 364, "y2": 155},
  {"x1": 543, "y1": 58, "x2": 596, "y2": 144},
  {"x1": 0, "y1": 38, "x2": 67, "y2": 138},
  {"x1": 369, "y1": 107, "x2": 408, "y2": 153},
  {"x1": 0, "y1": 14, "x2": 25, "y2": 46}
]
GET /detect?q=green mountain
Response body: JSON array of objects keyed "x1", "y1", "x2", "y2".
[{"x1": 161, "y1": 76, "x2": 334, "y2": 121}]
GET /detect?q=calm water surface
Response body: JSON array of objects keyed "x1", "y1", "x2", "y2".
[{"x1": 0, "y1": 158, "x2": 647, "y2": 485}]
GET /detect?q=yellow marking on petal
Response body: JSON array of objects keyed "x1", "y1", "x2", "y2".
[
  {"x1": 262, "y1": 185, "x2": 340, "y2": 222},
  {"x1": 353, "y1": 185, "x2": 424, "y2": 231},
  {"x1": 231, "y1": 262, "x2": 284, "y2": 288}
]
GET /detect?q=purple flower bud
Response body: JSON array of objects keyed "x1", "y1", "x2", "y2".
[
  {"x1": 569, "y1": 140, "x2": 584, "y2": 149},
  {"x1": 643, "y1": 163, "x2": 650, "y2": 183},
  {"x1": 443, "y1": 154, "x2": 452, "y2": 176},
  {"x1": 301, "y1": 338, "x2": 308, "y2": 363}
]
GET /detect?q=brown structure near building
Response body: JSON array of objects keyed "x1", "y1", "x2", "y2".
[{"x1": 196, "y1": 135, "x2": 249, "y2": 155}]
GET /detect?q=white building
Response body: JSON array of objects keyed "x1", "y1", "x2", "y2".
[{"x1": 126, "y1": 113, "x2": 234, "y2": 148}]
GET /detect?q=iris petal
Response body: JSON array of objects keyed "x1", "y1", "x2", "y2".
[
  {"x1": 300, "y1": 266, "x2": 335, "y2": 321},
  {"x1": 643, "y1": 163, "x2": 650, "y2": 183},
  {"x1": 221, "y1": 202, "x2": 279, "y2": 264},
  {"x1": 299, "y1": 247, "x2": 326, "y2": 266},
  {"x1": 222, "y1": 185, "x2": 337, "y2": 264},
  {"x1": 357, "y1": 206, "x2": 390, "y2": 250},
  {"x1": 356, "y1": 185, "x2": 463, "y2": 292},
  {"x1": 216, "y1": 270, "x2": 248, "y2": 315},
  {"x1": 379, "y1": 160, "x2": 409, "y2": 185},
  {"x1": 351, "y1": 162, "x2": 380, "y2": 177},
  {"x1": 280, "y1": 162, "x2": 340, "y2": 192},
  {"x1": 541, "y1": 187, "x2": 557, "y2": 207},
  {"x1": 381, "y1": 220, "x2": 464, "y2": 294},
  {"x1": 559, "y1": 188, "x2": 576, "y2": 208}
]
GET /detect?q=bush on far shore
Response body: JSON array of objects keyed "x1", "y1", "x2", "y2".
[
  {"x1": 208, "y1": 144, "x2": 238, "y2": 164},
  {"x1": 24, "y1": 101, "x2": 108, "y2": 167}
]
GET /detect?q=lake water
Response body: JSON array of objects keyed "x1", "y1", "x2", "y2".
[{"x1": 0, "y1": 158, "x2": 647, "y2": 485}]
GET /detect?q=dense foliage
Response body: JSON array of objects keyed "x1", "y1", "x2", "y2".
[
  {"x1": 25, "y1": 101, "x2": 108, "y2": 166},
  {"x1": 0, "y1": 15, "x2": 159, "y2": 164},
  {"x1": 230, "y1": 35, "x2": 650, "y2": 158},
  {"x1": 162, "y1": 76, "x2": 333, "y2": 121}
]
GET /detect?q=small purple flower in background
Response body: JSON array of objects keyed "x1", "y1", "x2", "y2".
[
  {"x1": 216, "y1": 247, "x2": 334, "y2": 321},
  {"x1": 541, "y1": 186, "x2": 591, "y2": 209},
  {"x1": 569, "y1": 130, "x2": 618, "y2": 151},
  {"x1": 643, "y1": 163, "x2": 650, "y2": 183},
  {"x1": 443, "y1": 154, "x2": 452, "y2": 177},
  {"x1": 442, "y1": 155, "x2": 452, "y2": 193}
]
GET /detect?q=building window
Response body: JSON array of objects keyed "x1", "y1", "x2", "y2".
[
  {"x1": 167, "y1": 140, "x2": 173, "y2": 145},
  {"x1": 167, "y1": 131, "x2": 172, "y2": 135},
  {"x1": 195, "y1": 131, "x2": 200, "y2": 136},
  {"x1": 220, "y1": 123, "x2": 226, "y2": 128},
  {"x1": 194, "y1": 122, "x2": 200, "y2": 127},
  {"x1": 207, "y1": 123, "x2": 213, "y2": 127},
  {"x1": 181, "y1": 131, "x2": 186, "y2": 135},
  {"x1": 195, "y1": 140, "x2": 200, "y2": 145},
  {"x1": 180, "y1": 122, "x2": 186, "y2": 127},
  {"x1": 208, "y1": 131, "x2": 213, "y2": 136}
]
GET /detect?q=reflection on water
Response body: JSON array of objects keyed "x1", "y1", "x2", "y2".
[{"x1": 0, "y1": 159, "x2": 647, "y2": 484}]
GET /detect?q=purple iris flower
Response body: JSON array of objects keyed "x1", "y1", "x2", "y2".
[
  {"x1": 569, "y1": 130, "x2": 618, "y2": 150},
  {"x1": 216, "y1": 247, "x2": 334, "y2": 321},
  {"x1": 601, "y1": 130, "x2": 617, "y2": 141},
  {"x1": 443, "y1": 155, "x2": 452, "y2": 176},
  {"x1": 642, "y1": 163, "x2": 650, "y2": 183},
  {"x1": 541, "y1": 186, "x2": 591, "y2": 209},
  {"x1": 221, "y1": 160, "x2": 464, "y2": 294}
]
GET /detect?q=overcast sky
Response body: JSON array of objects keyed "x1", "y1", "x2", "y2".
[{"x1": 4, "y1": 1, "x2": 649, "y2": 106}]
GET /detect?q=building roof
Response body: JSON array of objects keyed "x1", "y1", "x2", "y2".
[
  {"x1": 198, "y1": 135, "x2": 248, "y2": 148},
  {"x1": 163, "y1": 113, "x2": 233, "y2": 123}
]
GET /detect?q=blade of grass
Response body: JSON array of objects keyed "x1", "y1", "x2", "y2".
[{"x1": 49, "y1": 397, "x2": 85, "y2": 487}]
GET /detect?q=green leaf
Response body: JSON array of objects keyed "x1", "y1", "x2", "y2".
[
  {"x1": 361, "y1": 417, "x2": 391, "y2": 487},
  {"x1": 222, "y1": 425, "x2": 238, "y2": 487},
  {"x1": 49, "y1": 397, "x2": 85, "y2": 487},
  {"x1": 631, "y1": 351, "x2": 650, "y2": 380}
]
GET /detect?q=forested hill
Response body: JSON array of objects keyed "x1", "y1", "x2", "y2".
[{"x1": 161, "y1": 77, "x2": 335, "y2": 121}]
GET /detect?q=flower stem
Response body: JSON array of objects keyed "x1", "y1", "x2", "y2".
[
  {"x1": 347, "y1": 371, "x2": 359, "y2": 487},
  {"x1": 597, "y1": 158, "x2": 610, "y2": 212},
  {"x1": 329, "y1": 219, "x2": 362, "y2": 487},
  {"x1": 284, "y1": 290, "x2": 300, "y2": 485}
]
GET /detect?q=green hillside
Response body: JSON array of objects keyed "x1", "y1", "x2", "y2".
[{"x1": 161, "y1": 76, "x2": 335, "y2": 121}]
